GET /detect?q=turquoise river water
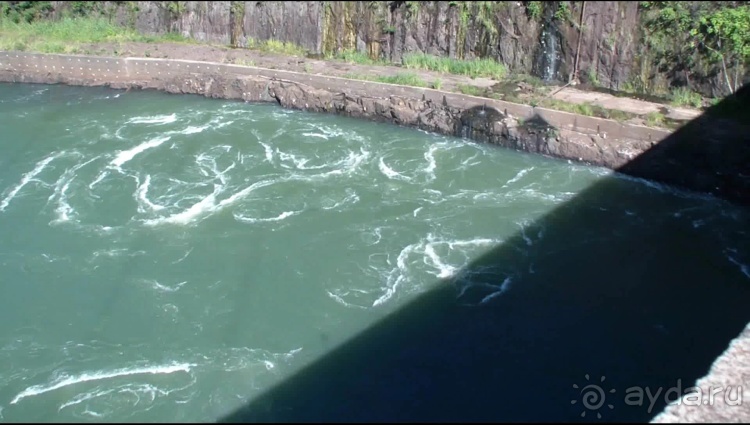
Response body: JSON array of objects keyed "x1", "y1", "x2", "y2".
[{"x1": 0, "y1": 83, "x2": 748, "y2": 422}]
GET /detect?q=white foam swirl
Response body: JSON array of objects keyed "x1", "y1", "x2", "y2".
[
  {"x1": 126, "y1": 114, "x2": 177, "y2": 125},
  {"x1": 0, "y1": 153, "x2": 62, "y2": 212},
  {"x1": 503, "y1": 167, "x2": 534, "y2": 187},
  {"x1": 378, "y1": 157, "x2": 411, "y2": 181},
  {"x1": 234, "y1": 210, "x2": 300, "y2": 224},
  {"x1": 10, "y1": 362, "x2": 195, "y2": 405},
  {"x1": 110, "y1": 136, "x2": 171, "y2": 169},
  {"x1": 371, "y1": 234, "x2": 501, "y2": 307}
]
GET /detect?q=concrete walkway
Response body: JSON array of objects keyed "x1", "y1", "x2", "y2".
[
  {"x1": 75, "y1": 41, "x2": 703, "y2": 123},
  {"x1": 552, "y1": 87, "x2": 701, "y2": 121}
]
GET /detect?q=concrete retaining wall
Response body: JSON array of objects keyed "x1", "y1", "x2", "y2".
[
  {"x1": 23, "y1": 51, "x2": 747, "y2": 200},
  {"x1": 0, "y1": 51, "x2": 670, "y2": 142}
]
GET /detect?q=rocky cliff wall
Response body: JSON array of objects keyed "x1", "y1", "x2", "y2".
[{"x1": 46, "y1": 1, "x2": 748, "y2": 99}]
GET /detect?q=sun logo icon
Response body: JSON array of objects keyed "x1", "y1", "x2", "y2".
[{"x1": 571, "y1": 374, "x2": 616, "y2": 419}]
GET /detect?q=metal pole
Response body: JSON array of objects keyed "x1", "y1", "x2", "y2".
[{"x1": 572, "y1": 1, "x2": 586, "y2": 83}]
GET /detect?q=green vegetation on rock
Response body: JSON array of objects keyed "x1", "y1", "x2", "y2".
[
  {"x1": 0, "y1": 1, "x2": 53, "y2": 23},
  {"x1": 526, "y1": 1, "x2": 542, "y2": 20},
  {"x1": 639, "y1": 1, "x2": 750, "y2": 95},
  {"x1": 554, "y1": 3, "x2": 571, "y2": 22},
  {"x1": 449, "y1": 1, "x2": 505, "y2": 59}
]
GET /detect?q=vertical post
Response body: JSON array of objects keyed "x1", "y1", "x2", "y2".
[
  {"x1": 230, "y1": 1, "x2": 244, "y2": 48},
  {"x1": 229, "y1": 2, "x2": 237, "y2": 48},
  {"x1": 572, "y1": 1, "x2": 586, "y2": 83}
]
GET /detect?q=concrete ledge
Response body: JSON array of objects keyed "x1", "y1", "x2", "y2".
[
  {"x1": 652, "y1": 323, "x2": 750, "y2": 423},
  {"x1": 0, "y1": 51, "x2": 668, "y2": 157}
]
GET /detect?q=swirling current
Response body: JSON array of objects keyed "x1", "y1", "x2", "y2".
[{"x1": 0, "y1": 83, "x2": 748, "y2": 422}]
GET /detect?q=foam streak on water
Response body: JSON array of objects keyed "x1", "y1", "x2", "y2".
[
  {"x1": 111, "y1": 136, "x2": 171, "y2": 169},
  {"x1": 10, "y1": 362, "x2": 195, "y2": 405},
  {"x1": 0, "y1": 152, "x2": 61, "y2": 212},
  {"x1": 127, "y1": 114, "x2": 177, "y2": 125}
]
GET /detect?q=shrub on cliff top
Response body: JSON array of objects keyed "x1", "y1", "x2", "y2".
[
  {"x1": 641, "y1": 2, "x2": 750, "y2": 95},
  {"x1": 0, "y1": 1, "x2": 53, "y2": 24}
]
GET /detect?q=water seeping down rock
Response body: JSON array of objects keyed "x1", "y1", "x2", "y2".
[{"x1": 532, "y1": 2, "x2": 563, "y2": 83}]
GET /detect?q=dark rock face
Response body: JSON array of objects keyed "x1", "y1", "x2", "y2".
[
  {"x1": 558, "y1": 1, "x2": 640, "y2": 90},
  {"x1": 46, "y1": 1, "x2": 748, "y2": 98},
  {"x1": 241, "y1": 1, "x2": 324, "y2": 53}
]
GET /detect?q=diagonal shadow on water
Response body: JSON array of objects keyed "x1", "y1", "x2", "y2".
[{"x1": 218, "y1": 85, "x2": 750, "y2": 422}]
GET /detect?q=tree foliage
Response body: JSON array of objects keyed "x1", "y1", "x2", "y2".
[
  {"x1": 0, "y1": 1, "x2": 53, "y2": 23},
  {"x1": 691, "y1": 7, "x2": 750, "y2": 61},
  {"x1": 640, "y1": 1, "x2": 750, "y2": 93}
]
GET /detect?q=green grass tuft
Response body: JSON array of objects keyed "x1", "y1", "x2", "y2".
[
  {"x1": 142, "y1": 31, "x2": 193, "y2": 44},
  {"x1": 402, "y1": 53, "x2": 507, "y2": 80},
  {"x1": 669, "y1": 87, "x2": 703, "y2": 108},
  {"x1": 246, "y1": 37, "x2": 307, "y2": 56},
  {"x1": 232, "y1": 58, "x2": 255, "y2": 67},
  {"x1": 344, "y1": 72, "x2": 429, "y2": 88},
  {"x1": 0, "y1": 16, "x2": 192, "y2": 54},
  {"x1": 456, "y1": 84, "x2": 484, "y2": 96},
  {"x1": 644, "y1": 111, "x2": 666, "y2": 127},
  {"x1": 331, "y1": 49, "x2": 385, "y2": 65}
]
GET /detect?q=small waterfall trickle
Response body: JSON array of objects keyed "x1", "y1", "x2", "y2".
[
  {"x1": 540, "y1": 25, "x2": 560, "y2": 82},
  {"x1": 460, "y1": 122, "x2": 472, "y2": 139},
  {"x1": 456, "y1": 105, "x2": 503, "y2": 142},
  {"x1": 533, "y1": 4, "x2": 563, "y2": 83}
]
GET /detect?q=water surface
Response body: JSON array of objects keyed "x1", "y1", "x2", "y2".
[{"x1": 0, "y1": 83, "x2": 747, "y2": 422}]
